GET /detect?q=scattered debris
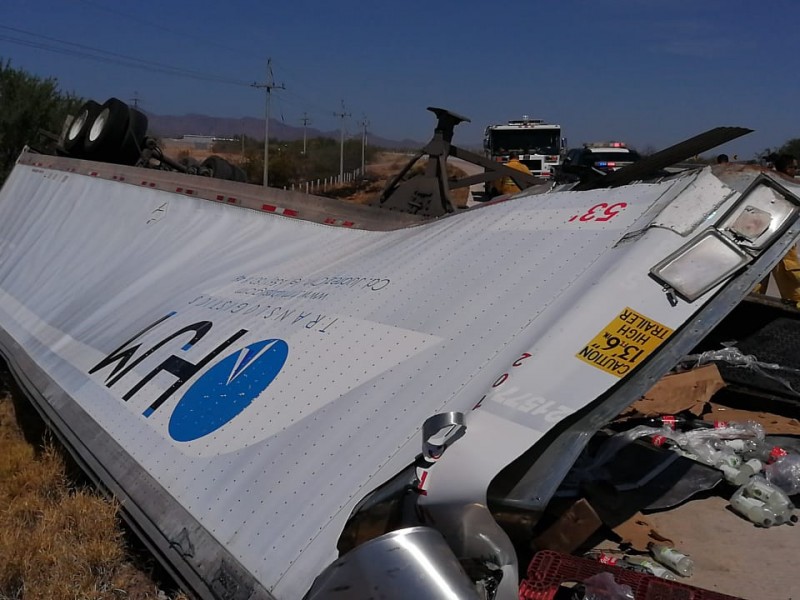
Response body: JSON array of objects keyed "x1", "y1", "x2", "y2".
[{"x1": 523, "y1": 313, "x2": 799, "y2": 599}]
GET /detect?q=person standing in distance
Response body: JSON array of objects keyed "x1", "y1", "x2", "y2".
[{"x1": 493, "y1": 152, "x2": 533, "y2": 196}]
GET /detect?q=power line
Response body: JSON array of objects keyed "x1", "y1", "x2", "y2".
[
  {"x1": 0, "y1": 25, "x2": 252, "y2": 87},
  {"x1": 72, "y1": 0, "x2": 254, "y2": 58},
  {"x1": 0, "y1": 26, "x2": 377, "y2": 144}
]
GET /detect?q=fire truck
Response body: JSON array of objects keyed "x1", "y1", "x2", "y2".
[{"x1": 483, "y1": 117, "x2": 564, "y2": 183}]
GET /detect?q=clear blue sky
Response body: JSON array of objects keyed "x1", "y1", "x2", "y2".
[{"x1": 2, "y1": 0, "x2": 797, "y2": 159}]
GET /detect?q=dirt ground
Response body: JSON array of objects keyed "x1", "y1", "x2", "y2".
[{"x1": 646, "y1": 495, "x2": 797, "y2": 599}]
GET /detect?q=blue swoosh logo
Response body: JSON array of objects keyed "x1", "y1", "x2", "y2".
[{"x1": 168, "y1": 338, "x2": 288, "y2": 442}]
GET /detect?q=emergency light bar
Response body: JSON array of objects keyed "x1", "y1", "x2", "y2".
[{"x1": 585, "y1": 141, "x2": 627, "y2": 149}]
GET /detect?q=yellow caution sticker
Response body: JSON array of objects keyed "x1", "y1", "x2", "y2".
[{"x1": 576, "y1": 307, "x2": 674, "y2": 378}]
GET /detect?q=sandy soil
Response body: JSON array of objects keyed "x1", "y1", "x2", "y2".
[{"x1": 646, "y1": 495, "x2": 796, "y2": 600}]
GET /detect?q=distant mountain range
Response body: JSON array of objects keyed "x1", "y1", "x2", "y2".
[{"x1": 144, "y1": 112, "x2": 423, "y2": 150}]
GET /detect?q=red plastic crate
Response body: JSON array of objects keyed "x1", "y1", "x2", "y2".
[{"x1": 519, "y1": 550, "x2": 742, "y2": 600}]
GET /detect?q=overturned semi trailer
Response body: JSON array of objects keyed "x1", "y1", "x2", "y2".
[{"x1": 0, "y1": 149, "x2": 798, "y2": 599}]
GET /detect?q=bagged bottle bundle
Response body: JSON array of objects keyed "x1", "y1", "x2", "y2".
[
  {"x1": 623, "y1": 555, "x2": 679, "y2": 580},
  {"x1": 729, "y1": 475, "x2": 798, "y2": 527},
  {"x1": 580, "y1": 572, "x2": 635, "y2": 600},
  {"x1": 742, "y1": 441, "x2": 789, "y2": 464},
  {"x1": 764, "y1": 453, "x2": 800, "y2": 496}
]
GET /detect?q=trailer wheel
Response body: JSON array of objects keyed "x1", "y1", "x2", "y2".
[
  {"x1": 84, "y1": 97, "x2": 131, "y2": 160},
  {"x1": 179, "y1": 156, "x2": 201, "y2": 175},
  {"x1": 229, "y1": 164, "x2": 247, "y2": 182},
  {"x1": 201, "y1": 155, "x2": 234, "y2": 180},
  {"x1": 63, "y1": 100, "x2": 101, "y2": 157},
  {"x1": 115, "y1": 107, "x2": 149, "y2": 166}
]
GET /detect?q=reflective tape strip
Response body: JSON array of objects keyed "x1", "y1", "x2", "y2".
[
  {"x1": 261, "y1": 204, "x2": 299, "y2": 217},
  {"x1": 324, "y1": 217, "x2": 355, "y2": 227},
  {"x1": 417, "y1": 470, "x2": 429, "y2": 495}
]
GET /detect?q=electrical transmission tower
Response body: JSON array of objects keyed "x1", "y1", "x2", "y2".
[
  {"x1": 300, "y1": 113, "x2": 311, "y2": 156},
  {"x1": 359, "y1": 116, "x2": 370, "y2": 175},
  {"x1": 252, "y1": 58, "x2": 285, "y2": 187},
  {"x1": 334, "y1": 100, "x2": 351, "y2": 181}
]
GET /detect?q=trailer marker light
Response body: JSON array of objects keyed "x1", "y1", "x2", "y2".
[{"x1": 715, "y1": 178, "x2": 799, "y2": 251}]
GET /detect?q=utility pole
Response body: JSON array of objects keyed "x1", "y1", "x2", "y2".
[
  {"x1": 300, "y1": 113, "x2": 311, "y2": 156},
  {"x1": 359, "y1": 115, "x2": 369, "y2": 175},
  {"x1": 333, "y1": 100, "x2": 351, "y2": 182},
  {"x1": 251, "y1": 58, "x2": 285, "y2": 187}
]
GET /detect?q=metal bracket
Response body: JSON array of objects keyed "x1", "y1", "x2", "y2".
[
  {"x1": 422, "y1": 411, "x2": 466, "y2": 461},
  {"x1": 375, "y1": 108, "x2": 541, "y2": 218}
]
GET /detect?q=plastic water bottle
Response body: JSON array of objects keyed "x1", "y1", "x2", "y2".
[
  {"x1": 729, "y1": 476, "x2": 798, "y2": 527},
  {"x1": 720, "y1": 458, "x2": 762, "y2": 486},
  {"x1": 745, "y1": 476, "x2": 795, "y2": 514},
  {"x1": 729, "y1": 493, "x2": 783, "y2": 527},
  {"x1": 623, "y1": 556, "x2": 679, "y2": 581},
  {"x1": 648, "y1": 543, "x2": 694, "y2": 577}
]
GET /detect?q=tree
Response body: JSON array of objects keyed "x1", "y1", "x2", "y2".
[
  {"x1": 756, "y1": 139, "x2": 800, "y2": 165},
  {"x1": 779, "y1": 138, "x2": 800, "y2": 159},
  {"x1": 0, "y1": 60, "x2": 83, "y2": 183}
]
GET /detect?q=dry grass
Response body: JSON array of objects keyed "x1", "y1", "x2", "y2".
[{"x1": 0, "y1": 383, "x2": 189, "y2": 600}]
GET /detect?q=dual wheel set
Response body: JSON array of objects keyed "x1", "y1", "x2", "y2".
[{"x1": 61, "y1": 97, "x2": 246, "y2": 182}]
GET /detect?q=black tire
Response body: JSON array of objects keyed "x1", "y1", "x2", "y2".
[
  {"x1": 115, "y1": 107, "x2": 149, "y2": 166},
  {"x1": 83, "y1": 97, "x2": 131, "y2": 160},
  {"x1": 62, "y1": 100, "x2": 101, "y2": 157},
  {"x1": 201, "y1": 155, "x2": 234, "y2": 180},
  {"x1": 229, "y1": 164, "x2": 247, "y2": 182},
  {"x1": 179, "y1": 156, "x2": 200, "y2": 168},
  {"x1": 179, "y1": 156, "x2": 201, "y2": 174}
]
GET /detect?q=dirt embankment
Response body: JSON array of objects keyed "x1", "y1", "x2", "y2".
[
  {"x1": 159, "y1": 146, "x2": 470, "y2": 207},
  {"x1": 319, "y1": 153, "x2": 470, "y2": 207}
]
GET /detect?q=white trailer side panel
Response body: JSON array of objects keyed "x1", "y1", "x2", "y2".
[{"x1": 0, "y1": 158, "x2": 793, "y2": 598}]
